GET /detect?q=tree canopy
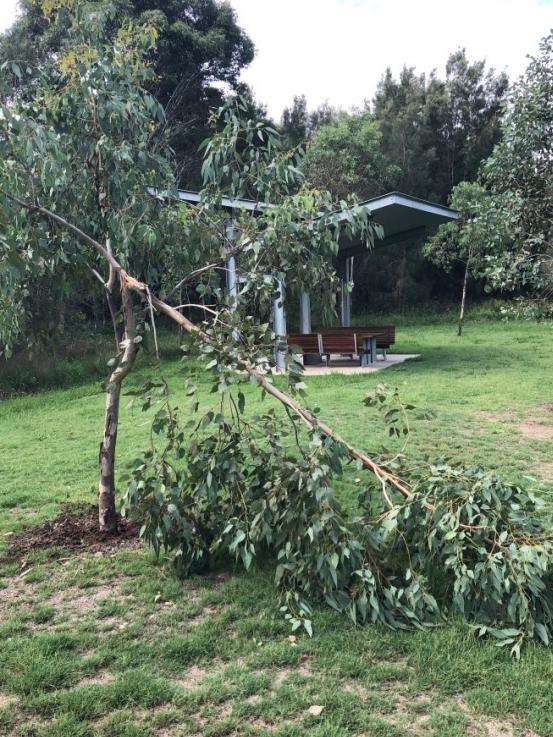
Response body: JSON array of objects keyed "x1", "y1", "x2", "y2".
[
  {"x1": 429, "y1": 31, "x2": 553, "y2": 299},
  {"x1": 0, "y1": 0, "x2": 254, "y2": 186}
]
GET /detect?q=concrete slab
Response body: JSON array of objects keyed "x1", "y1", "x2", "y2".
[{"x1": 302, "y1": 354, "x2": 420, "y2": 376}]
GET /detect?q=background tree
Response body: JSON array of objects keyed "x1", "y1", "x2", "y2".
[
  {"x1": 372, "y1": 52, "x2": 508, "y2": 203},
  {"x1": 280, "y1": 95, "x2": 339, "y2": 148},
  {"x1": 303, "y1": 112, "x2": 400, "y2": 202},
  {"x1": 372, "y1": 66, "x2": 438, "y2": 199},
  {"x1": 280, "y1": 94, "x2": 310, "y2": 148},
  {"x1": 0, "y1": 0, "x2": 254, "y2": 187},
  {"x1": 430, "y1": 29, "x2": 553, "y2": 322},
  {"x1": 477, "y1": 30, "x2": 553, "y2": 295}
]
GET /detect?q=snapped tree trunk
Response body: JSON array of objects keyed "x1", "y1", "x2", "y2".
[
  {"x1": 98, "y1": 280, "x2": 138, "y2": 533},
  {"x1": 457, "y1": 257, "x2": 470, "y2": 337}
]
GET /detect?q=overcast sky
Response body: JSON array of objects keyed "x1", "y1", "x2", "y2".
[{"x1": 1, "y1": 0, "x2": 552, "y2": 118}]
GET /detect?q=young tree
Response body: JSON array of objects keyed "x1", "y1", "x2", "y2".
[
  {"x1": 423, "y1": 181, "x2": 509, "y2": 335},
  {"x1": 0, "y1": 0, "x2": 377, "y2": 533},
  {"x1": 0, "y1": 1, "x2": 178, "y2": 531}
]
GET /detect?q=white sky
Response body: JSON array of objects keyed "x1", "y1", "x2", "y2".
[
  {"x1": 229, "y1": 0, "x2": 553, "y2": 117},
  {"x1": 1, "y1": 0, "x2": 552, "y2": 118}
]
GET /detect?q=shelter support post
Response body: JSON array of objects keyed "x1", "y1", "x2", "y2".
[
  {"x1": 299, "y1": 290, "x2": 311, "y2": 334},
  {"x1": 225, "y1": 221, "x2": 237, "y2": 310},
  {"x1": 340, "y1": 256, "x2": 354, "y2": 327},
  {"x1": 273, "y1": 280, "x2": 287, "y2": 371}
]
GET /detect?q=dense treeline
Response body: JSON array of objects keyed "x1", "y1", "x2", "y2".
[{"x1": 279, "y1": 51, "x2": 510, "y2": 311}]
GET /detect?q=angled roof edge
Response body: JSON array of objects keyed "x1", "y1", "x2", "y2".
[
  {"x1": 358, "y1": 191, "x2": 458, "y2": 220},
  {"x1": 175, "y1": 188, "x2": 458, "y2": 222},
  {"x1": 177, "y1": 189, "x2": 262, "y2": 212}
]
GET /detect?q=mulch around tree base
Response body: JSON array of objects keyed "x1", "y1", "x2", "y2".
[{"x1": 7, "y1": 503, "x2": 140, "y2": 559}]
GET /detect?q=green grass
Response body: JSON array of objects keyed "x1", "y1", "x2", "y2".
[{"x1": 2, "y1": 315, "x2": 553, "y2": 736}]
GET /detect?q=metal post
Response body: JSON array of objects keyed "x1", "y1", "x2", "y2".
[
  {"x1": 340, "y1": 256, "x2": 354, "y2": 327},
  {"x1": 299, "y1": 290, "x2": 311, "y2": 334},
  {"x1": 225, "y1": 222, "x2": 237, "y2": 310},
  {"x1": 273, "y1": 280, "x2": 287, "y2": 371}
]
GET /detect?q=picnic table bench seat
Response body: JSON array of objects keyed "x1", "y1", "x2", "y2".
[
  {"x1": 321, "y1": 326, "x2": 395, "y2": 356},
  {"x1": 288, "y1": 326, "x2": 394, "y2": 365}
]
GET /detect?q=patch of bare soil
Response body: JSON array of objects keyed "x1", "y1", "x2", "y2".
[
  {"x1": 517, "y1": 422, "x2": 553, "y2": 441},
  {"x1": 533, "y1": 462, "x2": 553, "y2": 481},
  {"x1": 474, "y1": 409, "x2": 553, "y2": 443},
  {"x1": 76, "y1": 671, "x2": 116, "y2": 688},
  {"x1": 452, "y1": 698, "x2": 541, "y2": 737},
  {"x1": 7, "y1": 503, "x2": 140, "y2": 559},
  {"x1": 173, "y1": 665, "x2": 206, "y2": 690}
]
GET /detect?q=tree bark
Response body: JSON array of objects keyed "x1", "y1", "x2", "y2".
[
  {"x1": 98, "y1": 380, "x2": 122, "y2": 532},
  {"x1": 457, "y1": 256, "x2": 470, "y2": 337},
  {"x1": 98, "y1": 281, "x2": 138, "y2": 533}
]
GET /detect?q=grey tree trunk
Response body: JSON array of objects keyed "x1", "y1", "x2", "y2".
[
  {"x1": 98, "y1": 281, "x2": 138, "y2": 533},
  {"x1": 98, "y1": 380, "x2": 122, "y2": 532},
  {"x1": 458, "y1": 258, "x2": 470, "y2": 337}
]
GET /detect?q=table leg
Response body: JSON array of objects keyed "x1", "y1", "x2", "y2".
[{"x1": 361, "y1": 337, "x2": 374, "y2": 366}]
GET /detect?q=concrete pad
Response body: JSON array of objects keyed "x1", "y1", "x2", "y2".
[{"x1": 302, "y1": 354, "x2": 420, "y2": 376}]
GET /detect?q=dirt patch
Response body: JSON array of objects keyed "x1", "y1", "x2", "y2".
[
  {"x1": 517, "y1": 422, "x2": 553, "y2": 441},
  {"x1": 187, "y1": 605, "x2": 220, "y2": 627},
  {"x1": 452, "y1": 698, "x2": 540, "y2": 737},
  {"x1": 67, "y1": 583, "x2": 122, "y2": 613},
  {"x1": 7, "y1": 503, "x2": 140, "y2": 559},
  {"x1": 473, "y1": 410, "x2": 517, "y2": 424},
  {"x1": 0, "y1": 692, "x2": 16, "y2": 708},
  {"x1": 173, "y1": 665, "x2": 206, "y2": 690},
  {"x1": 474, "y1": 409, "x2": 553, "y2": 442},
  {"x1": 484, "y1": 720, "x2": 540, "y2": 737},
  {"x1": 76, "y1": 671, "x2": 116, "y2": 688},
  {"x1": 533, "y1": 462, "x2": 553, "y2": 481}
]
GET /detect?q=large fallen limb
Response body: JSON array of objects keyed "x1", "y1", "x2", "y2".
[{"x1": 2, "y1": 192, "x2": 411, "y2": 498}]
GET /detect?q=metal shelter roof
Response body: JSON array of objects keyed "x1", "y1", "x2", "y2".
[{"x1": 176, "y1": 189, "x2": 458, "y2": 245}]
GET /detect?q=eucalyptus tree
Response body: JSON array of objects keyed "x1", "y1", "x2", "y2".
[
  {"x1": 0, "y1": 1, "x2": 179, "y2": 531},
  {"x1": 0, "y1": 0, "x2": 254, "y2": 187},
  {"x1": 0, "y1": 0, "x2": 377, "y2": 533},
  {"x1": 423, "y1": 182, "x2": 510, "y2": 335}
]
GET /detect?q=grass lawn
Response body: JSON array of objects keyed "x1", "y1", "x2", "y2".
[{"x1": 1, "y1": 316, "x2": 553, "y2": 736}]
